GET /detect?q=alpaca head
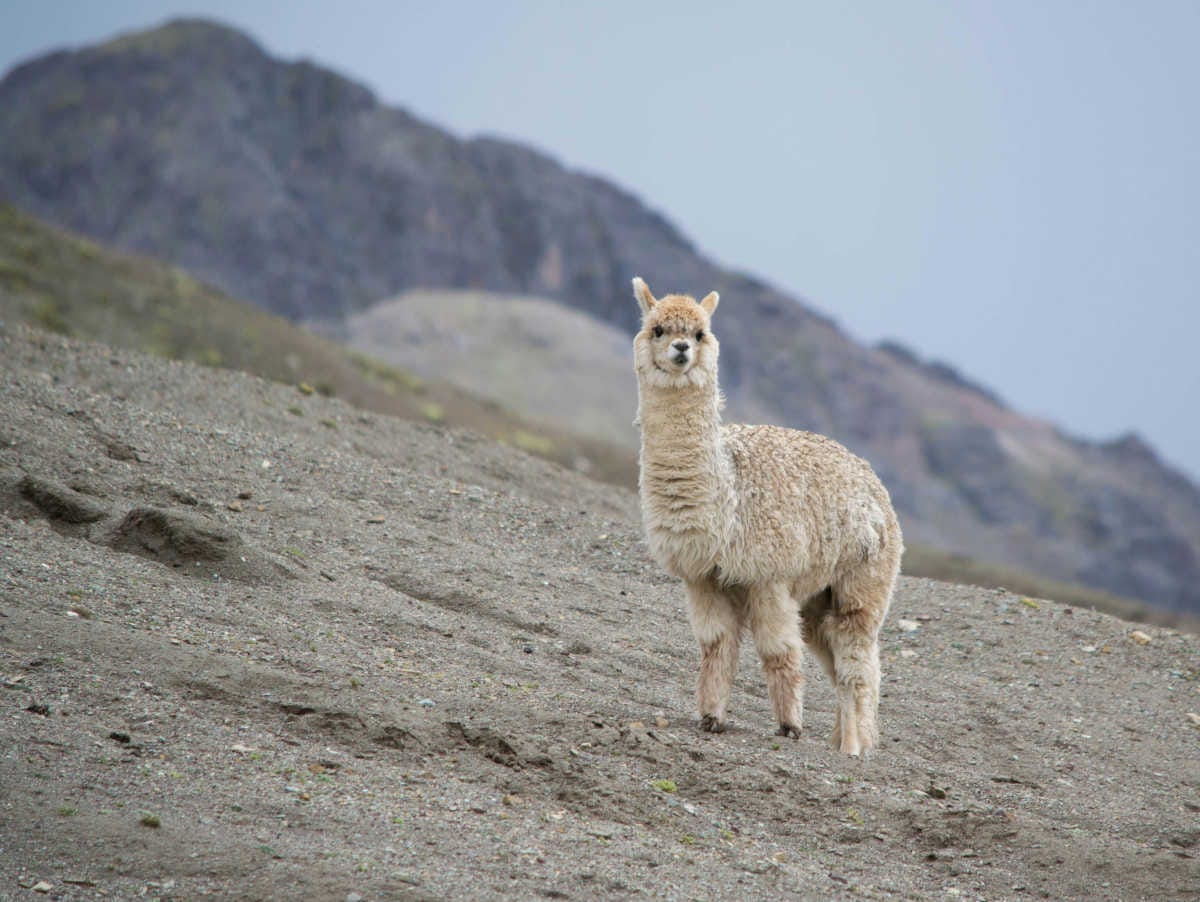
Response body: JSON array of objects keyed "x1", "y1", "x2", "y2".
[{"x1": 632, "y1": 277, "x2": 720, "y2": 389}]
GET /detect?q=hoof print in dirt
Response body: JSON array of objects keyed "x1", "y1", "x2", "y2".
[
  {"x1": 445, "y1": 721, "x2": 552, "y2": 770},
  {"x1": 372, "y1": 724, "x2": 419, "y2": 751},
  {"x1": 15, "y1": 473, "x2": 110, "y2": 526},
  {"x1": 106, "y1": 506, "x2": 291, "y2": 583}
]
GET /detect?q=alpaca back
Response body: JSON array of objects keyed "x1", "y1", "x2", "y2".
[{"x1": 716, "y1": 424, "x2": 901, "y2": 590}]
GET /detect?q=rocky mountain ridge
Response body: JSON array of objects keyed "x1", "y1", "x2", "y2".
[{"x1": 1, "y1": 18, "x2": 1197, "y2": 611}]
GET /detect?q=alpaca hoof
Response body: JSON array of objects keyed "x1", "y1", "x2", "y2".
[
  {"x1": 776, "y1": 723, "x2": 801, "y2": 739},
  {"x1": 836, "y1": 735, "x2": 866, "y2": 757},
  {"x1": 699, "y1": 714, "x2": 727, "y2": 733}
]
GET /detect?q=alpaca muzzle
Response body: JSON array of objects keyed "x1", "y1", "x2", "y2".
[{"x1": 671, "y1": 340, "x2": 691, "y2": 366}]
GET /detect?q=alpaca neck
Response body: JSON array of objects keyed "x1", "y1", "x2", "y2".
[
  {"x1": 638, "y1": 380, "x2": 724, "y2": 466},
  {"x1": 636, "y1": 376, "x2": 735, "y2": 578}
]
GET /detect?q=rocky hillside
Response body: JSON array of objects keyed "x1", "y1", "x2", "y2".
[
  {"x1": 1, "y1": 18, "x2": 1198, "y2": 613},
  {"x1": 2, "y1": 323, "x2": 1199, "y2": 900},
  {"x1": 340, "y1": 290, "x2": 641, "y2": 451},
  {"x1": 0, "y1": 203, "x2": 636, "y2": 487}
]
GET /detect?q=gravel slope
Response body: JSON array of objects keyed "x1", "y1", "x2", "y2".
[{"x1": 1, "y1": 325, "x2": 1197, "y2": 901}]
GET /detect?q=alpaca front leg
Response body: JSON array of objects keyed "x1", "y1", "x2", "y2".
[
  {"x1": 686, "y1": 580, "x2": 741, "y2": 732},
  {"x1": 748, "y1": 583, "x2": 805, "y2": 738}
]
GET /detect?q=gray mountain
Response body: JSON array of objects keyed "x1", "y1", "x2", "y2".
[{"x1": 1, "y1": 18, "x2": 1198, "y2": 611}]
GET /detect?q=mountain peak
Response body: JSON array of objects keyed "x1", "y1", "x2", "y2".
[{"x1": 95, "y1": 17, "x2": 266, "y2": 59}]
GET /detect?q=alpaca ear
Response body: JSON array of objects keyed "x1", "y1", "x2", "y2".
[
  {"x1": 700, "y1": 291, "x2": 719, "y2": 315},
  {"x1": 633, "y1": 277, "x2": 657, "y2": 316}
]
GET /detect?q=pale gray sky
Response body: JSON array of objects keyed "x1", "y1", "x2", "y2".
[{"x1": 4, "y1": 1, "x2": 1199, "y2": 479}]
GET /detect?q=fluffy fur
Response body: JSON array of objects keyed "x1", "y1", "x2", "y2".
[{"x1": 632, "y1": 276, "x2": 903, "y2": 756}]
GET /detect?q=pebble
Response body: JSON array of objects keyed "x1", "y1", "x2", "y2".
[
  {"x1": 1129, "y1": 630, "x2": 1152, "y2": 645},
  {"x1": 900, "y1": 649, "x2": 918, "y2": 659},
  {"x1": 1185, "y1": 713, "x2": 1200, "y2": 728},
  {"x1": 896, "y1": 619, "x2": 920, "y2": 633},
  {"x1": 418, "y1": 698, "x2": 435, "y2": 707}
]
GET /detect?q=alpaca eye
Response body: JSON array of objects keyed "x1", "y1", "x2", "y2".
[
  {"x1": 653, "y1": 325, "x2": 664, "y2": 338},
  {"x1": 695, "y1": 330, "x2": 705, "y2": 341}
]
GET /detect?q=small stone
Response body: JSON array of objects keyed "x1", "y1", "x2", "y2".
[
  {"x1": 227, "y1": 500, "x2": 243, "y2": 512},
  {"x1": 366, "y1": 515, "x2": 385, "y2": 524},
  {"x1": 1185, "y1": 713, "x2": 1200, "y2": 728},
  {"x1": 896, "y1": 619, "x2": 920, "y2": 632},
  {"x1": 297, "y1": 382, "x2": 315, "y2": 396},
  {"x1": 654, "y1": 716, "x2": 670, "y2": 728},
  {"x1": 417, "y1": 698, "x2": 435, "y2": 708},
  {"x1": 1129, "y1": 630, "x2": 1151, "y2": 645},
  {"x1": 900, "y1": 649, "x2": 918, "y2": 659},
  {"x1": 237, "y1": 490, "x2": 253, "y2": 500},
  {"x1": 502, "y1": 793, "x2": 524, "y2": 806},
  {"x1": 32, "y1": 881, "x2": 53, "y2": 894},
  {"x1": 345, "y1": 893, "x2": 363, "y2": 902}
]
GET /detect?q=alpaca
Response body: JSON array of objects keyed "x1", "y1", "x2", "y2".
[{"x1": 631, "y1": 277, "x2": 903, "y2": 756}]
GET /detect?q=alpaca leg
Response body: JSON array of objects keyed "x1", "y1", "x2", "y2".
[
  {"x1": 800, "y1": 587, "x2": 840, "y2": 738},
  {"x1": 748, "y1": 582, "x2": 805, "y2": 737},
  {"x1": 685, "y1": 579, "x2": 741, "y2": 732},
  {"x1": 822, "y1": 619, "x2": 880, "y2": 756},
  {"x1": 800, "y1": 587, "x2": 837, "y2": 682},
  {"x1": 822, "y1": 581, "x2": 889, "y2": 756}
]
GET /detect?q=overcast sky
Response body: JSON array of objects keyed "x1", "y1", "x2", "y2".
[{"x1": 4, "y1": 1, "x2": 1199, "y2": 480}]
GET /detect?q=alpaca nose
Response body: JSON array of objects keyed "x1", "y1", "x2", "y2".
[{"x1": 672, "y1": 340, "x2": 690, "y2": 353}]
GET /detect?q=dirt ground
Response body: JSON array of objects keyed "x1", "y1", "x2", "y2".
[{"x1": 1, "y1": 324, "x2": 1197, "y2": 901}]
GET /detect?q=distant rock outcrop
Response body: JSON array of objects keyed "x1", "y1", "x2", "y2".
[{"x1": 1, "y1": 19, "x2": 1198, "y2": 612}]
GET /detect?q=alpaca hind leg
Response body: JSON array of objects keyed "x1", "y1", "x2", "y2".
[
  {"x1": 748, "y1": 582, "x2": 805, "y2": 737},
  {"x1": 800, "y1": 587, "x2": 837, "y2": 682},
  {"x1": 822, "y1": 620, "x2": 880, "y2": 756},
  {"x1": 800, "y1": 587, "x2": 841, "y2": 739},
  {"x1": 686, "y1": 579, "x2": 742, "y2": 732},
  {"x1": 822, "y1": 583, "x2": 887, "y2": 756}
]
